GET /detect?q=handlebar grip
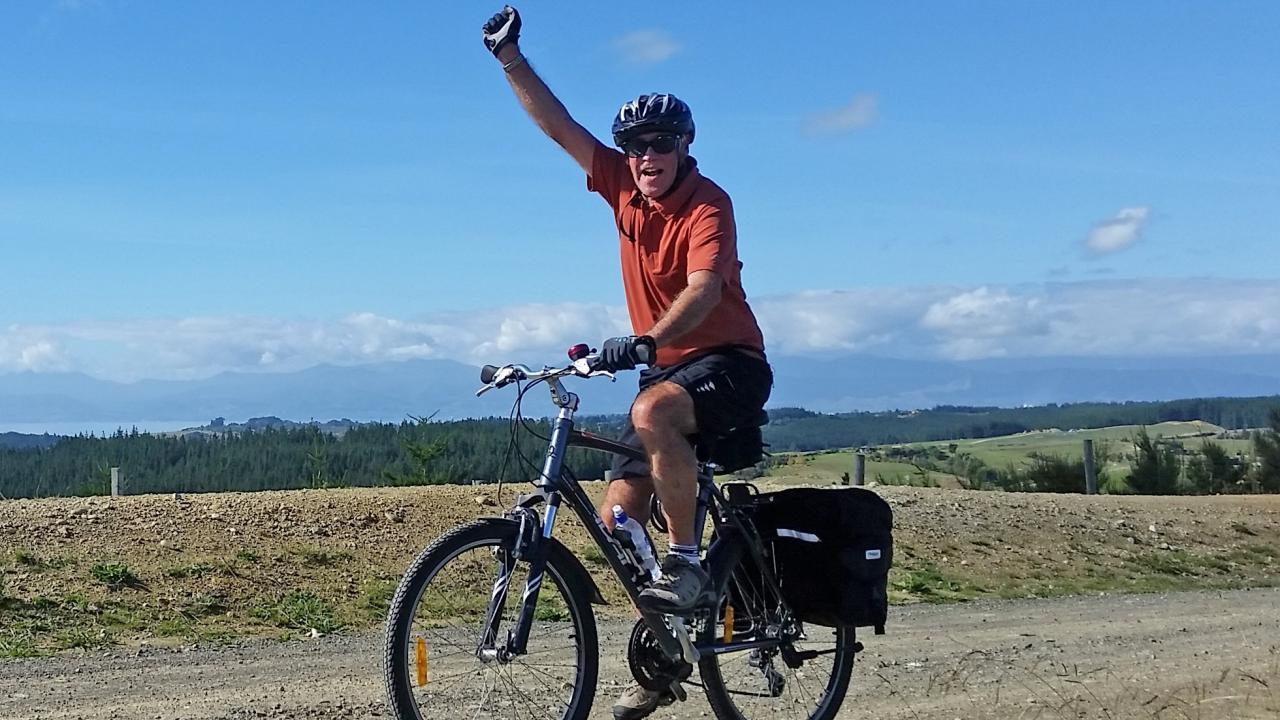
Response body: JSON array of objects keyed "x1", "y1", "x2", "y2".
[
  {"x1": 634, "y1": 342, "x2": 655, "y2": 366},
  {"x1": 480, "y1": 365, "x2": 500, "y2": 384}
]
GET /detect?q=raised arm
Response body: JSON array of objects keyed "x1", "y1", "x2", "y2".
[{"x1": 482, "y1": 6, "x2": 604, "y2": 175}]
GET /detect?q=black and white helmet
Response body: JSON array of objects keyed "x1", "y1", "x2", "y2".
[{"x1": 611, "y1": 93, "x2": 695, "y2": 146}]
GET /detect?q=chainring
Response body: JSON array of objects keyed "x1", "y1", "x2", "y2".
[{"x1": 627, "y1": 618, "x2": 693, "y2": 692}]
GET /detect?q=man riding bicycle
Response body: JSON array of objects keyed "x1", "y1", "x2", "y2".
[{"x1": 483, "y1": 7, "x2": 773, "y2": 718}]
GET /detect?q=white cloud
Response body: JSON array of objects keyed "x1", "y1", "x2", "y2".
[
  {"x1": 613, "y1": 30, "x2": 680, "y2": 65},
  {"x1": 0, "y1": 303, "x2": 630, "y2": 382},
  {"x1": 805, "y1": 93, "x2": 878, "y2": 135},
  {"x1": 0, "y1": 329, "x2": 70, "y2": 373},
  {"x1": 921, "y1": 287, "x2": 1045, "y2": 337},
  {"x1": 754, "y1": 289, "x2": 925, "y2": 354},
  {"x1": 16, "y1": 340, "x2": 70, "y2": 372},
  {"x1": 4, "y1": 279, "x2": 1280, "y2": 380},
  {"x1": 757, "y1": 279, "x2": 1280, "y2": 361},
  {"x1": 1085, "y1": 206, "x2": 1150, "y2": 255},
  {"x1": 919, "y1": 287, "x2": 1051, "y2": 359}
]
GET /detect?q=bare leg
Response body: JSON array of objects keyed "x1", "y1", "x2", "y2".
[
  {"x1": 599, "y1": 475, "x2": 654, "y2": 532},
  {"x1": 629, "y1": 382, "x2": 699, "y2": 547}
]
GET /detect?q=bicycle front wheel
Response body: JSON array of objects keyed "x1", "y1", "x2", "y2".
[
  {"x1": 383, "y1": 519, "x2": 599, "y2": 720},
  {"x1": 697, "y1": 557, "x2": 856, "y2": 720}
]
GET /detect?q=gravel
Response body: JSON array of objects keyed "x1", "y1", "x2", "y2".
[{"x1": 2, "y1": 588, "x2": 1278, "y2": 719}]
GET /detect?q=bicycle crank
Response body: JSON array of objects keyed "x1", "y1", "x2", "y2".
[{"x1": 627, "y1": 619, "x2": 694, "y2": 692}]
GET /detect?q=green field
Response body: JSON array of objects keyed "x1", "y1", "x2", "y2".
[
  {"x1": 769, "y1": 449, "x2": 964, "y2": 487},
  {"x1": 920, "y1": 421, "x2": 1248, "y2": 465},
  {"x1": 767, "y1": 421, "x2": 1256, "y2": 488}
]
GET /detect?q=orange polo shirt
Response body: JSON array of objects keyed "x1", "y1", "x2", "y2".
[{"x1": 587, "y1": 146, "x2": 765, "y2": 368}]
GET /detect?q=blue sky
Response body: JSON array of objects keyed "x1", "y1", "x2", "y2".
[{"x1": 2, "y1": 1, "x2": 1278, "y2": 381}]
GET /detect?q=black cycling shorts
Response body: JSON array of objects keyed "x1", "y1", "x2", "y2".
[{"x1": 609, "y1": 347, "x2": 772, "y2": 480}]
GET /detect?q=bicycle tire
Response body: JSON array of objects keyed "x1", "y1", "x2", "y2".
[
  {"x1": 697, "y1": 551, "x2": 856, "y2": 720},
  {"x1": 383, "y1": 519, "x2": 599, "y2": 720}
]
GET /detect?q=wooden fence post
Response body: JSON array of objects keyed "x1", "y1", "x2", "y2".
[
  {"x1": 110, "y1": 467, "x2": 121, "y2": 497},
  {"x1": 1083, "y1": 439, "x2": 1098, "y2": 494},
  {"x1": 854, "y1": 452, "x2": 866, "y2": 487}
]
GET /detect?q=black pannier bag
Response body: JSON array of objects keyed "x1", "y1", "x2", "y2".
[{"x1": 747, "y1": 487, "x2": 892, "y2": 632}]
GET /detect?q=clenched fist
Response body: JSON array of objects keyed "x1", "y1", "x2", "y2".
[{"x1": 482, "y1": 5, "x2": 521, "y2": 58}]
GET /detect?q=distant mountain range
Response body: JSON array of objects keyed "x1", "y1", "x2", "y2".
[
  {"x1": 2, "y1": 354, "x2": 1279, "y2": 432},
  {"x1": 0, "y1": 432, "x2": 60, "y2": 450}
]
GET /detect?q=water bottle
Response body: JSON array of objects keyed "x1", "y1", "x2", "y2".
[{"x1": 612, "y1": 505, "x2": 662, "y2": 582}]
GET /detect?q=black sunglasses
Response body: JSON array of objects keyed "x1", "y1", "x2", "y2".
[{"x1": 620, "y1": 133, "x2": 681, "y2": 158}]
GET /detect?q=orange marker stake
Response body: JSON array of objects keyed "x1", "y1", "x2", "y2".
[{"x1": 723, "y1": 606, "x2": 734, "y2": 643}]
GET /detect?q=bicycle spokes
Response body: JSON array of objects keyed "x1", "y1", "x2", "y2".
[{"x1": 390, "y1": 529, "x2": 593, "y2": 719}]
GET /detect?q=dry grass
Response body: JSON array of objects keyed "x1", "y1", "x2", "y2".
[{"x1": 1, "y1": 484, "x2": 1278, "y2": 653}]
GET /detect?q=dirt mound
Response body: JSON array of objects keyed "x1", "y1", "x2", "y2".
[{"x1": 2, "y1": 483, "x2": 1278, "y2": 654}]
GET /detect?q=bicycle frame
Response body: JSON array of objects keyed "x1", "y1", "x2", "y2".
[{"x1": 479, "y1": 374, "x2": 791, "y2": 667}]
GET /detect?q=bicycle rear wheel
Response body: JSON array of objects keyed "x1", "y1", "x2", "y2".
[
  {"x1": 383, "y1": 519, "x2": 599, "y2": 720},
  {"x1": 697, "y1": 555, "x2": 856, "y2": 720}
]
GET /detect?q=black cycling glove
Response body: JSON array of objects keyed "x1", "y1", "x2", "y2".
[
  {"x1": 482, "y1": 6, "x2": 522, "y2": 57},
  {"x1": 597, "y1": 335, "x2": 656, "y2": 372}
]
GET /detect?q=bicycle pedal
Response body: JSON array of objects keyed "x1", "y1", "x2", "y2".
[{"x1": 668, "y1": 681, "x2": 687, "y2": 702}]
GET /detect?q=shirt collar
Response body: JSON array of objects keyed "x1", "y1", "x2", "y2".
[{"x1": 627, "y1": 156, "x2": 701, "y2": 218}]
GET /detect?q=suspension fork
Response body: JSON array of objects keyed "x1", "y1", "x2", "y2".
[
  {"x1": 494, "y1": 406, "x2": 576, "y2": 658},
  {"x1": 478, "y1": 531, "x2": 517, "y2": 654},
  {"x1": 476, "y1": 505, "x2": 542, "y2": 658}
]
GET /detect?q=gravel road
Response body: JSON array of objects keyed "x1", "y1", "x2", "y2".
[{"x1": 3, "y1": 588, "x2": 1277, "y2": 720}]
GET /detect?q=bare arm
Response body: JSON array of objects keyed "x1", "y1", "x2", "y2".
[
  {"x1": 494, "y1": 44, "x2": 603, "y2": 175},
  {"x1": 646, "y1": 270, "x2": 723, "y2": 348}
]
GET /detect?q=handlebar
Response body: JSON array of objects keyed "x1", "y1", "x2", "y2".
[
  {"x1": 478, "y1": 338, "x2": 660, "y2": 394},
  {"x1": 475, "y1": 352, "x2": 610, "y2": 397},
  {"x1": 475, "y1": 341, "x2": 654, "y2": 396}
]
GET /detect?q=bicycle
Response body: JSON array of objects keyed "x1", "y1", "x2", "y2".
[{"x1": 382, "y1": 344, "x2": 864, "y2": 720}]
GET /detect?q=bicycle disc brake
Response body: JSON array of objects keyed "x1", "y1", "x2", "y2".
[{"x1": 627, "y1": 619, "x2": 693, "y2": 692}]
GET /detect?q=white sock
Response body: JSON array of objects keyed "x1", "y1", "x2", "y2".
[{"x1": 668, "y1": 543, "x2": 700, "y2": 565}]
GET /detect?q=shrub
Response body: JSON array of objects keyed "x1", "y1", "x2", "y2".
[
  {"x1": 253, "y1": 591, "x2": 342, "y2": 633},
  {"x1": 1186, "y1": 441, "x2": 1246, "y2": 494},
  {"x1": 1128, "y1": 427, "x2": 1181, "y2": 495},
  {"x1": 1022, "y1": 452, "x2": 1086, "y2": 493},
  {"x1": 89, "y1": 563, "x2": 140, "y2": 590},
  {"x1": 1252, "y1": 408, "x2": 1280, "y2": 492}
]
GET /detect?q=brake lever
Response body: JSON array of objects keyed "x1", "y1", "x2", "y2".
[
  {"x1": 572, "y1": 358, "x2": 616, "y2": 381},
  {"x1": 475, "y1": 365, "x2": 525, "y2": 396}
]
